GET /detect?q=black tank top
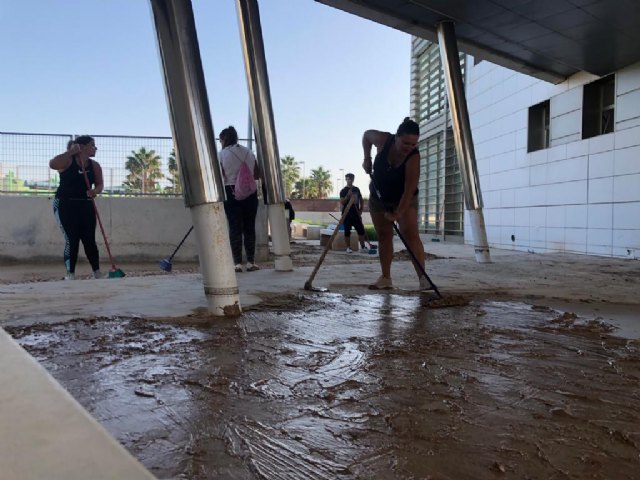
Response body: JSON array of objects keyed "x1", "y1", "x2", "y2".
[
  {"x1": 55, "y1": 157, "x2": 95, "y2": 200},
  {"x1": 369, "y1": 135, "x2": 418, "y2": 204}
]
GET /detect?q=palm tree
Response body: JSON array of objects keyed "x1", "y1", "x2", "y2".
[
  {"x1": 166, "y1": 149, "x2": 182, "y2": 195},
  {"x1": 308, "y1": 166, "x2": 332, "y2": 199},
  {"x1": 280, "y1": 155, "x2": 300, "y2": 197},
  {"x1": 291, "y1": 178, "x2": 306, "y2": 199},
  {"x1": 123, "y1": 147, "x2": 164, "y2": 194}
]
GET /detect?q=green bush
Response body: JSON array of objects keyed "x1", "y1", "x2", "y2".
[{"x1": 364, "y1": 225, "x2": 378, "y2": 241}]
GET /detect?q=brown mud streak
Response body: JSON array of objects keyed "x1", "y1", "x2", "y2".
[{"x1": 4, "y1": 297, "x2": 640, "y2": 480}]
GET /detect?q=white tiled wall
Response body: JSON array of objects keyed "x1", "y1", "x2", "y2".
[{"x1": 466, "y1": 59, "x2": 640, "y2": 258}]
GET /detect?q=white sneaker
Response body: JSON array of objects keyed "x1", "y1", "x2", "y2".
[
  {"x1": 246, "y1": 263, "x2": 260, "y2": 272},
  {"x1": 93, "y1": 270, "x2": 103, "y2": 279},
  {"x1": 235, "y1": 264, "x2": 243, "y2": 273},
  {"x1": 369, "y1": 275, "x2": 393, "y2": 290},
  {"x1": 346, "y1": 247, "x2": 353, "y2": 253},
  {"x1": 64, "y1": 272, "x2": 76, "y2": 281}
]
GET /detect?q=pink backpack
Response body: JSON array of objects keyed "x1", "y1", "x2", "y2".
[{"x1": 233, "y1": 150, "x2": 257, "y2": 200}]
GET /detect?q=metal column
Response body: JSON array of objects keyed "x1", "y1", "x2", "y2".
[
  {"x1": 437, "y1": 21, "x2": 492, "y2": 263},
  {"x1": 235, "y1": 0, "x2": 293, "y2": 271},
  {"x1": 150, "y1": 0, "x2": 241, "y2": 316}
]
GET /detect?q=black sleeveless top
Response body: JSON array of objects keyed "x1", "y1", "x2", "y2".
[
  {"x1": 55, "y1": 157, "x2": 95, "y2": 200},
  {"x1": 369, "y1": 134, "x2": 418, "y2": 204}
]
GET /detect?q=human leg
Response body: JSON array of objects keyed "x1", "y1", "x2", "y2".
[
  {"x1": 223, "y1": 188, "x2": 244, "y2": 266},
  {"x1": 397, "y1": 205, "x2": 426, "y2": 279},
  {"x1": 343, "y1": 216, "x2": 354, "y2": 252},
  {"x1": 78, "y1": 201, "x2": 100, "y2": 272},
  {"x1": 370, "y1": 211, "x2": 394, "y2": 280},
  {"x1": 54, "y1": 198, "x2": 81, "y2": 274},
  {"x1": 240, "y1": 192, "x2": 259, "y2": 265},
  {"x1": 353, "y1": 215, "x2": 367, "y2": 248}
]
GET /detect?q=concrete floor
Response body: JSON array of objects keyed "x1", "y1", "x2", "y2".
[{"x1": 1, "y1": 241, "x2": 639, "y2": 479}]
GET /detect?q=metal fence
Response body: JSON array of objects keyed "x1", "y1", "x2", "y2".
[{"x1": 0, "y1": 131, "x2": 252, "y2": 197}]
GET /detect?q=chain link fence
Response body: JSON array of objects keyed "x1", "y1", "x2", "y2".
[{"x1": 0, "y1": 131, "x2": 252, "y2": 197}]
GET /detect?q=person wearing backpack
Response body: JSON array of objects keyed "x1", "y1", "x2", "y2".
[{"x1": 219, "y1": 126, "x2": 261, "y2": 272}]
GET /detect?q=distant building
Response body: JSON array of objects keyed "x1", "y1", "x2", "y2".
[{"x1": 411, "y1": 38, "x2": 640, "y2": 259}]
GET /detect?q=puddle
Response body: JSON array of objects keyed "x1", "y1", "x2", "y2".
[{"x1": 6, "y1": 295, "x2": 640, "y2": 479}]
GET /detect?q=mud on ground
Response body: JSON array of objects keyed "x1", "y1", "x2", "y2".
[{"x1": 6, "y1": 293, "x2": 640, "y2": 479}]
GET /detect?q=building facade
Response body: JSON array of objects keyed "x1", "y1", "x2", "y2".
[{"x1": 411, "y1": 37, "x2": 640, "y2": 259}]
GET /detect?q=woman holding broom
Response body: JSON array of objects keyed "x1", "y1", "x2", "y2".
[
  {"x1": 362, "y1": 117, "x2": 429, "y2": 291},
  {"x1": 49, "y1": 135, "x2": 103, "y2": 280}
]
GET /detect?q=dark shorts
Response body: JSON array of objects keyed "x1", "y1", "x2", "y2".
[
  {"x1": 369, "y1": 194, "x2": 418, "y2": 214},
  {"x1": 343, "y1": 212, "x2": 365, "y2": 236}
]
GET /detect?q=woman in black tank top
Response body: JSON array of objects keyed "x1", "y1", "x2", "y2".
[
  {"x1": 49, "y1": 135, "x2": 104, "y2": 280},
  {"x1": 362, "y1": 118, "x2": 428, "y2": 290}
]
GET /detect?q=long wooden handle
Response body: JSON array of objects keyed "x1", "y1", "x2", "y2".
[{"x1": 305, "y1": 195, "x2": 356, "y2": 287}]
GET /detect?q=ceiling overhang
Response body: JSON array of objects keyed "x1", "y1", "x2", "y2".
[{"x1": 316, "y1": 0, "x2": 640, "y2": 84}]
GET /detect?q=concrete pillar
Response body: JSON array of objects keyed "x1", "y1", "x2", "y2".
[
  {"x1": 150, "y1": 0, "x2": 241, "y2": 315},
  {"x1": 437, "y1": 21, "x2": 492, "y2": 263},
  {"x1": 235, "y1": 0, "x2": 293, "y2": 271}
]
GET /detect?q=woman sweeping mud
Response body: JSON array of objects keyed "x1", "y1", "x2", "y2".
[{"x1": 362, "y1": 118, "x2": 429, "y2": 290}]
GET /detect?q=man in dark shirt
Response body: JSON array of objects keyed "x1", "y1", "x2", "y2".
[{"x1": 339, "y1": 173, "x2": 367, "y2": 253}]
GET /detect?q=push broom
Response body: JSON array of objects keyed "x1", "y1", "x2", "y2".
[{"x1": 80, "y1": 160, "x2": 125, "y2": 278}]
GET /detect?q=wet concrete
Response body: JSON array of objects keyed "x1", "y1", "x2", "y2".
[{"x1": 7, "y1": 293, "x2": 640, "y2": 479}]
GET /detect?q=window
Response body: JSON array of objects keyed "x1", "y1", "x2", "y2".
[
  {"x1": 415, "y1": 43, "x2": 464, "y2": 126},
  {"x1": 582, "y1": 75, "x2": 615, "y2": 139},
  {"x1": 527, "y1": 100, "x2": 550, "y2": 152},
  {"x1": 418, "y1": 129, "x2": 463, "y2": 236}
]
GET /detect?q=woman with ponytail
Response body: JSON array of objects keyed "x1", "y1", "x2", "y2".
[{"x1": 362, "y1": 117, "x2": 428, "y2": 290}]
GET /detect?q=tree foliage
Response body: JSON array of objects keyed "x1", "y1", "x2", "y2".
[
  {"x1": 123, "y1": 147, "x2": 164, "y2": 194},
  {"x1": 166, "y1": 149, "x2": 182, "y2": 195},
  {"x1": 280, "y1": 155, "x2": 300, "y2": 198},
  {"x1": 306, "y1": 166, "x2": 332, "y2": 199}
]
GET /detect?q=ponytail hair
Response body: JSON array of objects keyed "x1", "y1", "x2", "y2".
[
  {"x1": 219, "y1": 126, "x2": 238, "y2": 146},
  {"x1": 396, "y1": 117, "x2": 419, "y2": 136}
]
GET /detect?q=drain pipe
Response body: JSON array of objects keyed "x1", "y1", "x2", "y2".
[
  {"x1": 437, "y1": 21, "x2": 492, "y2": 264},
  {"x1": 150, "y1": 0, "x2": 241, "y2": 316},
  {"x1": 235, "y1": 0, "x2": 293, "y2": 272}
]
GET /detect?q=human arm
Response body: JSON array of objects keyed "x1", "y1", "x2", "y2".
[
  {"x1": 384, "y1": 152, "x2": 420, "y2": 222},
  {"x1": 361, "y1": 130, "x2": 389, "y2": 174},
  {"x1": 87, "y1": 161, "x2": 104, "y2": 198},
  {"x1": 49, "y1": 143, "x2": 80, "y2": 171}
]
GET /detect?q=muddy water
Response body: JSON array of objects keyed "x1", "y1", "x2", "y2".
[{"x1": 6, "y1": 295, "x2": 640, "y2": 479}]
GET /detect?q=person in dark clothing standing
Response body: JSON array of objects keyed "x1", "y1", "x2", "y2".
[
  {"x1": 49, "y1": 135, "x2": 103, "y2": 280},
  {"x1": 284, "y1": 198, "x2": 295, "y2": 239},
  {"x1": 362, "y1": 118, "x2": 428, "y2": 290},
  {"x1": 339, "y1": 173, "x2": 366, "y2": 253}
]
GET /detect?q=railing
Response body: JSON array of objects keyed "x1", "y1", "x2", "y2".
[{"x1": 0, "y1": 131, "x2": 252, "y2": 197}]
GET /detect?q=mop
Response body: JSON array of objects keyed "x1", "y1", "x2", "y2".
[
  {"x1": 159, "y1": 226, "x2": 194, "y2": 272},
  {"x1": 80, "y1": 160, "x2": 125, "y2": 278}
]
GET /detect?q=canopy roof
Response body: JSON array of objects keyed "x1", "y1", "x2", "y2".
[{"x1": 316, "y1": 0, "x2": 640, "y2": 83}]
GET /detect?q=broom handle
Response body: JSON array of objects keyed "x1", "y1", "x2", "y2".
[
  {"x1": 306, "y1": 195, "x2": 356, "y2": 286},
  {"x1": 78, "y1": 157, "x2": 117, "y2": 271},
  {"x1": 169, "y1": 226, "x2": 194, "y2": 261}
]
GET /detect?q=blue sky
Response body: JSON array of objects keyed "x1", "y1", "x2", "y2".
[{"x1": 0, "y1": 0, "x2": 410, "y2": 193}]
